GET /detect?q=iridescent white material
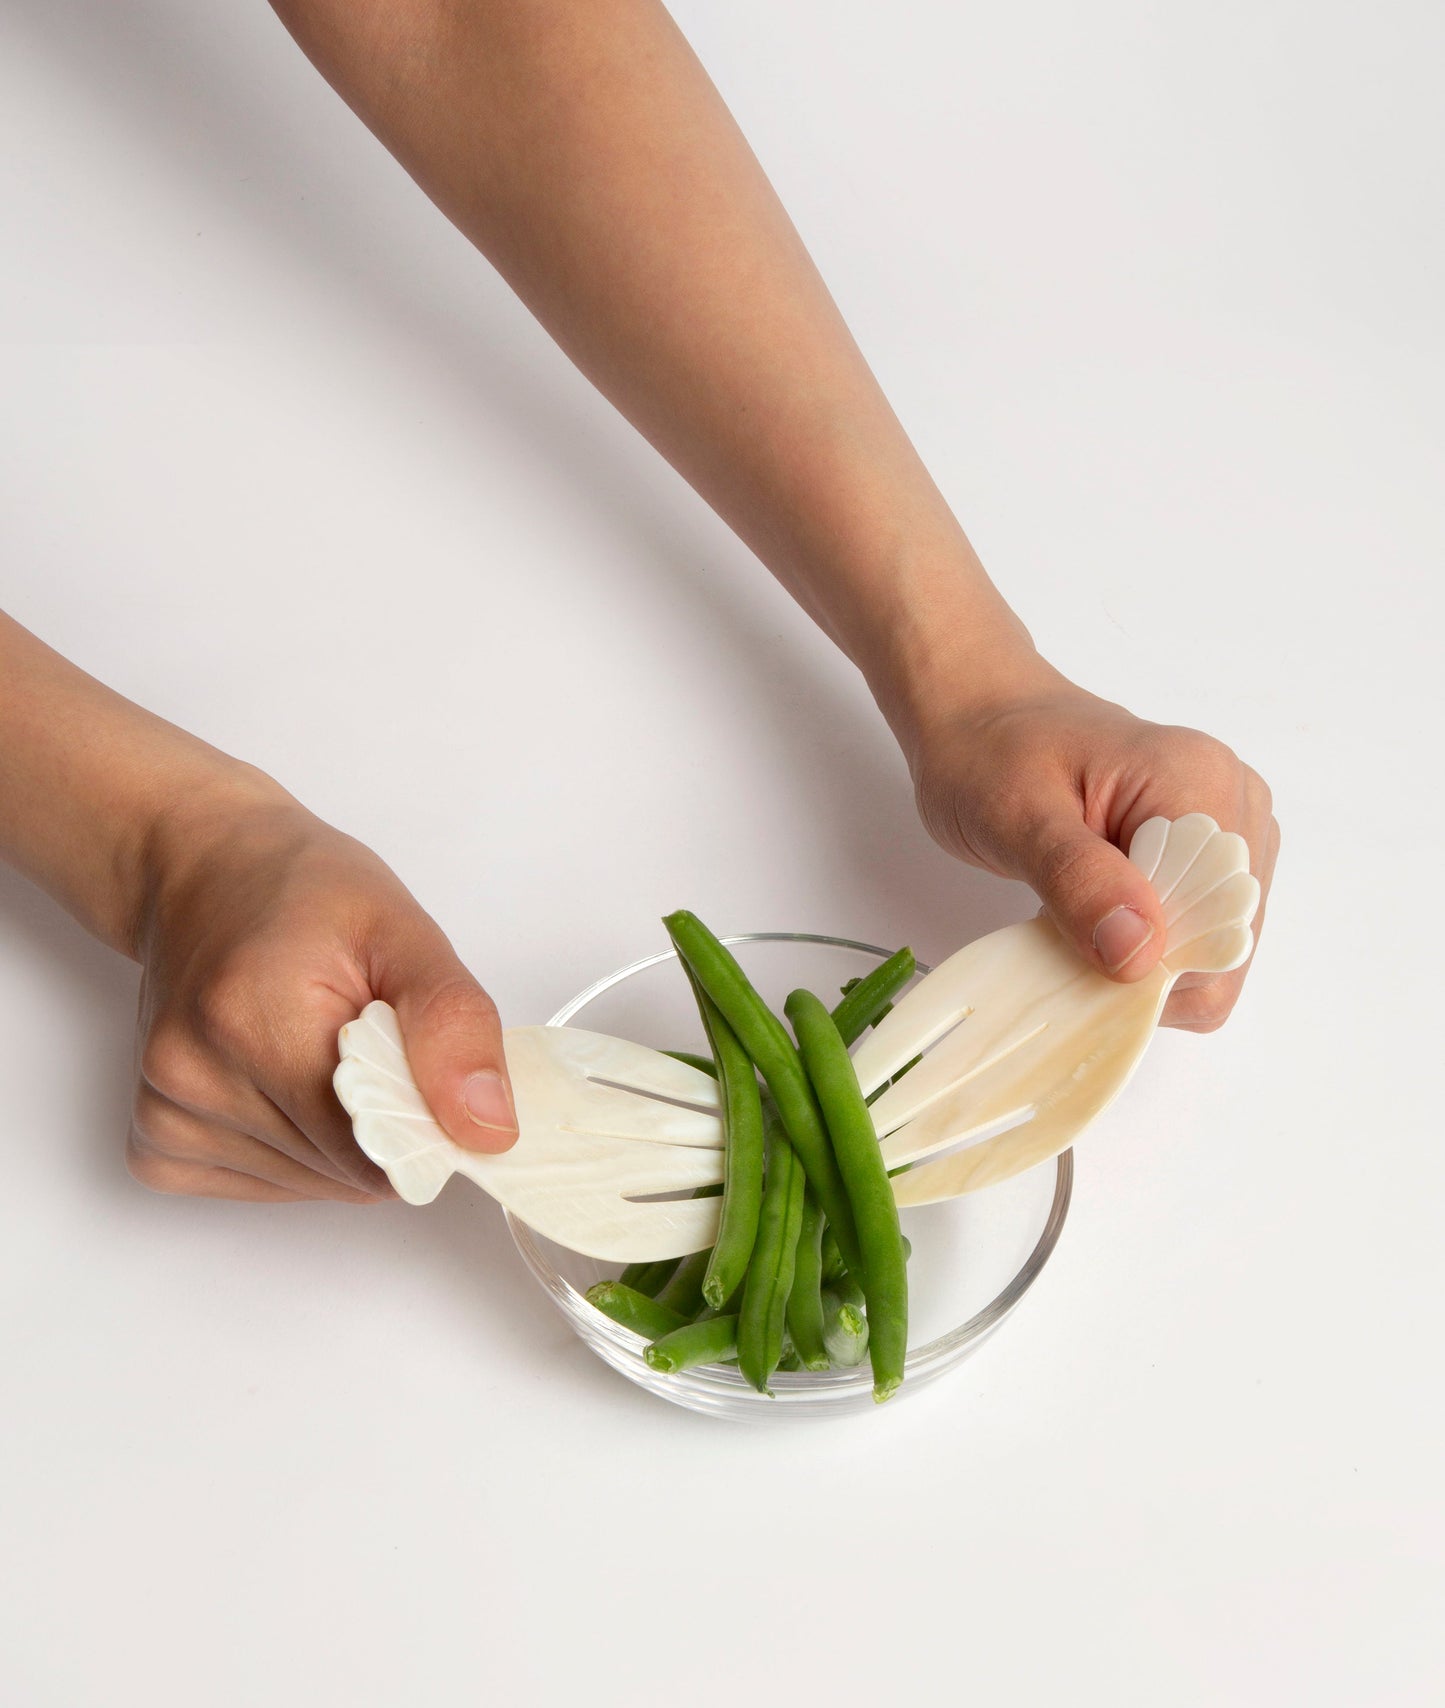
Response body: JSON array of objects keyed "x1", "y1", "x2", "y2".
[
  {"x1": 335, "y1": 1007, "x2": 724, "y2": 1261},
  {"x1": 334, "y1": 816, "x2": 1257, "y2": 1255},
  {"x1": 858, "y1": 813, "x2": 1258, "y2": 1203}
]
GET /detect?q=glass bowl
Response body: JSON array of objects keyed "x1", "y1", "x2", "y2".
[{"x1": 505, "y1": 934, "x2": 1071, "y2": 1420}]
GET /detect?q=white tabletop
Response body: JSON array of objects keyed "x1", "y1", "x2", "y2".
[{"x1": 3, "y1": 3, "x2": 1441, "y2": 1703}]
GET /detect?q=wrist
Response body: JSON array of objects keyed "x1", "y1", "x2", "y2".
[
  {"x1": 857, "y1": 564, "x2": 1065, "y2": 773},
  {"x1": 129, "y1": 761, "x2": 303, "y2": 960},
  {"x1": 0, "y1": 612, "x2": 304, "y2": 959}
]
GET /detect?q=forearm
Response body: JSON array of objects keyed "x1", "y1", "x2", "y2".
[
  {"x1": 269, "y1": 0, "x2": 1050, "y2": 749},
  {"x1": 0, "y1": 612, "x2": 285, "y2": 955}
]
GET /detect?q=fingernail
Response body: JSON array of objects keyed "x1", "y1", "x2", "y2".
[
  {"x1": 462, "y1": 1070, "x2": 516, "y2": 1133},
  {"x1": 1093, "y1": 906, "x2": 1156, "y2": 972}
]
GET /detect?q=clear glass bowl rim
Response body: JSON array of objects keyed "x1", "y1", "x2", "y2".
[{"x1": 504, "y1": 931, "x2": 1072, "y2": 1402}]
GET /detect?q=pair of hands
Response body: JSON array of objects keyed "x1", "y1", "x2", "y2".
[
  {"x1": 127, "y1": 679, "x2": 1277, "y2": 1204},
  {"x1": 112, "y1": 0, "x2": 1277, "y2": 1205}
]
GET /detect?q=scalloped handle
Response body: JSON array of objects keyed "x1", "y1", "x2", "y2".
[
  {"x1": 334, "y1": 1001, "x2": 457, "y2": 1205},
  {"x1": 1127, "y1": 813, "x2": 1259, "y2": 977}
]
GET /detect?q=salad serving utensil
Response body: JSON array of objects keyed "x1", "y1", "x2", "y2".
[{"x1": 334, "y1": 814, "x2": 1257, "y2": 1260}]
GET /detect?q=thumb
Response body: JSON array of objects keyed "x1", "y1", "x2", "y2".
[
  {"x1": 380, "y1": 932, "x2": 517, "y2": 1154},
  {"x1": 1012, "y1": 812, "x2": 1167, "y2": 982}
]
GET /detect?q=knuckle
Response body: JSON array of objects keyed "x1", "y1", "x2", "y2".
[
  {"x1": 129, "y1": 1082, "x2": 166, "y2": 1143},
  {"x1": 138, "y1": 1024, "x2": 212, "y2": 1108},
  {"x1": 195, "y1": 969, "x2": 258, "y2": 1055},
  {"x1": 422, "y1": 974, "x2": 500, "y2": 1035},
  {"x1": 123, "y1": 1132, "x2": 154, "y2": 1185},
  {"x1": 1245, "y1": 766, "x2": 1274, "y2": 818},
  {"x1": 1034, "y1": 836, "x2": 1097, "y2": 904},
  {"x1": 130, "y1": 1089, "x2": 209, "y2": 1163},
  {"x1": 125, "y1": 1134, "x2": 184, "y2": 1195},
  {"x1": 1162, "y1": 726, "x2": 1240, "y2": 792},
  {"x1": 1186, "y1": 1012, "x2": 1228, "y2": 1035},
  {"x1": 1169, "y1": 982, "x2": 1234, "y2": 1032},
  {"x1": 1203, "y1": 736, "x2": 1243, "y2": 789}
]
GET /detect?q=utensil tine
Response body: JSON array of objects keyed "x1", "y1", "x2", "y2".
[
  {"x1": 848, "y1": 935, "x2": 992, "y2": 1096},
  {"x1": 864, "y1": 919, "x2": 1079, "y2": 1136},
  {"x1": 881, "y1": 816, "x2": 1258, "y2": 1201},
  {"x1": 455, "y1": 1130, "x2": 722, "y2": 1261},
  {"x1": 336, "y1": 815, "x2": 1261, "y2": 1253},
  {"x1": 336, "y1": 1003, "x2": 726, "y2": 1257},
  {"x1": 508, "y1": 1026, "x2": 723, "y2": 1149},
  {"x1": 880, "y1": 969, "x2": 1167, "y2": 1170},
  {"x1": 515, "y1": 1025, "x2": 721, "y2": 1111}
]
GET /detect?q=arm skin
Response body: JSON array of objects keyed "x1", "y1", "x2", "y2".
[
  {"x1": 271, "y1": 0, "x2": 1035, "y2": 735},
  {"x1": 0, "y1": 5, "x2": 1277, "y2": 1206},
  {"x1": 270, "y1": 0, "x2": 1277, "y2": 1025},
  {"x1": 1, "y1": 612, "x2": 519, "y2": 1201}
]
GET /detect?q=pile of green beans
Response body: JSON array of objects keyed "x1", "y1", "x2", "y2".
[{"x1": 584, "y1": 918, "x2": 917, "y2": 1404}]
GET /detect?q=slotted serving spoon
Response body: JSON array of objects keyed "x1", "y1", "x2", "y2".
[{"x1": 335, "y1": 814, "x2": 1257, "y2": 1260}]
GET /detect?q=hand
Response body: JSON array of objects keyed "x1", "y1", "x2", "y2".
[
  {"x1": 909, "y1": 672, "x2": 1279, "y2": 1031},
  {"x1": 127, "y1": 785, "x2": 517, "y2": 1202}
]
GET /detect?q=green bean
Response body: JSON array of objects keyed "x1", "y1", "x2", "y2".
[
  {"x1": 662, "y1": 911, "x2": 863, "y2": 1279},
  {"x1": 819, "y1": 1236, "x2": 908, "y2": 1284},
  {"x1": 585, "y1": 1282, "x2": 688, "y2": 1342},
  {"x1": 617, "y1": 1257, "x2": 680, "y2": 1297},
  {"x1": 820, "y1": 1290, "x2": 870, "y2": 1367},
  {"x1": 784, "y1": 1190, "x2": 831, "y2": 1371},
  {"x1": 679, "y1": 977, "x2": 766, "y2": 1311},
  {"x1": 644, "y1": 1313, "x2": 739, "y2": 1374},
  {"x1": 736, "y1": 1117, "x2": 807, "y2": 1393},
  {"x1": 654, "y1": 1248, "x2": 710, "y2": 1319},
  {"x1": 830, "y1": 1234, "x2": 911, "y2": 1310},
  {"x1": 786, "y1": 988, "x2": 909, "y2": 1403},
  {"x1": 693, "y1": 1257, "x2": 748, "y2": 1319},
  {"x1": 662, "y1": 1049, "x2": 718, "y2": 1079},
  {"x1": 830, "y1": 945, "x2": 916, "y2": 1046},
  {"x1": 820, "y1": 1224, "x2": 846, "y2": 1287}
]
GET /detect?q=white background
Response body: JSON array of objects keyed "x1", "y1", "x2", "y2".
[{"x1": 2, "y1": 1, "x2": 1441, "y2": 1703}]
